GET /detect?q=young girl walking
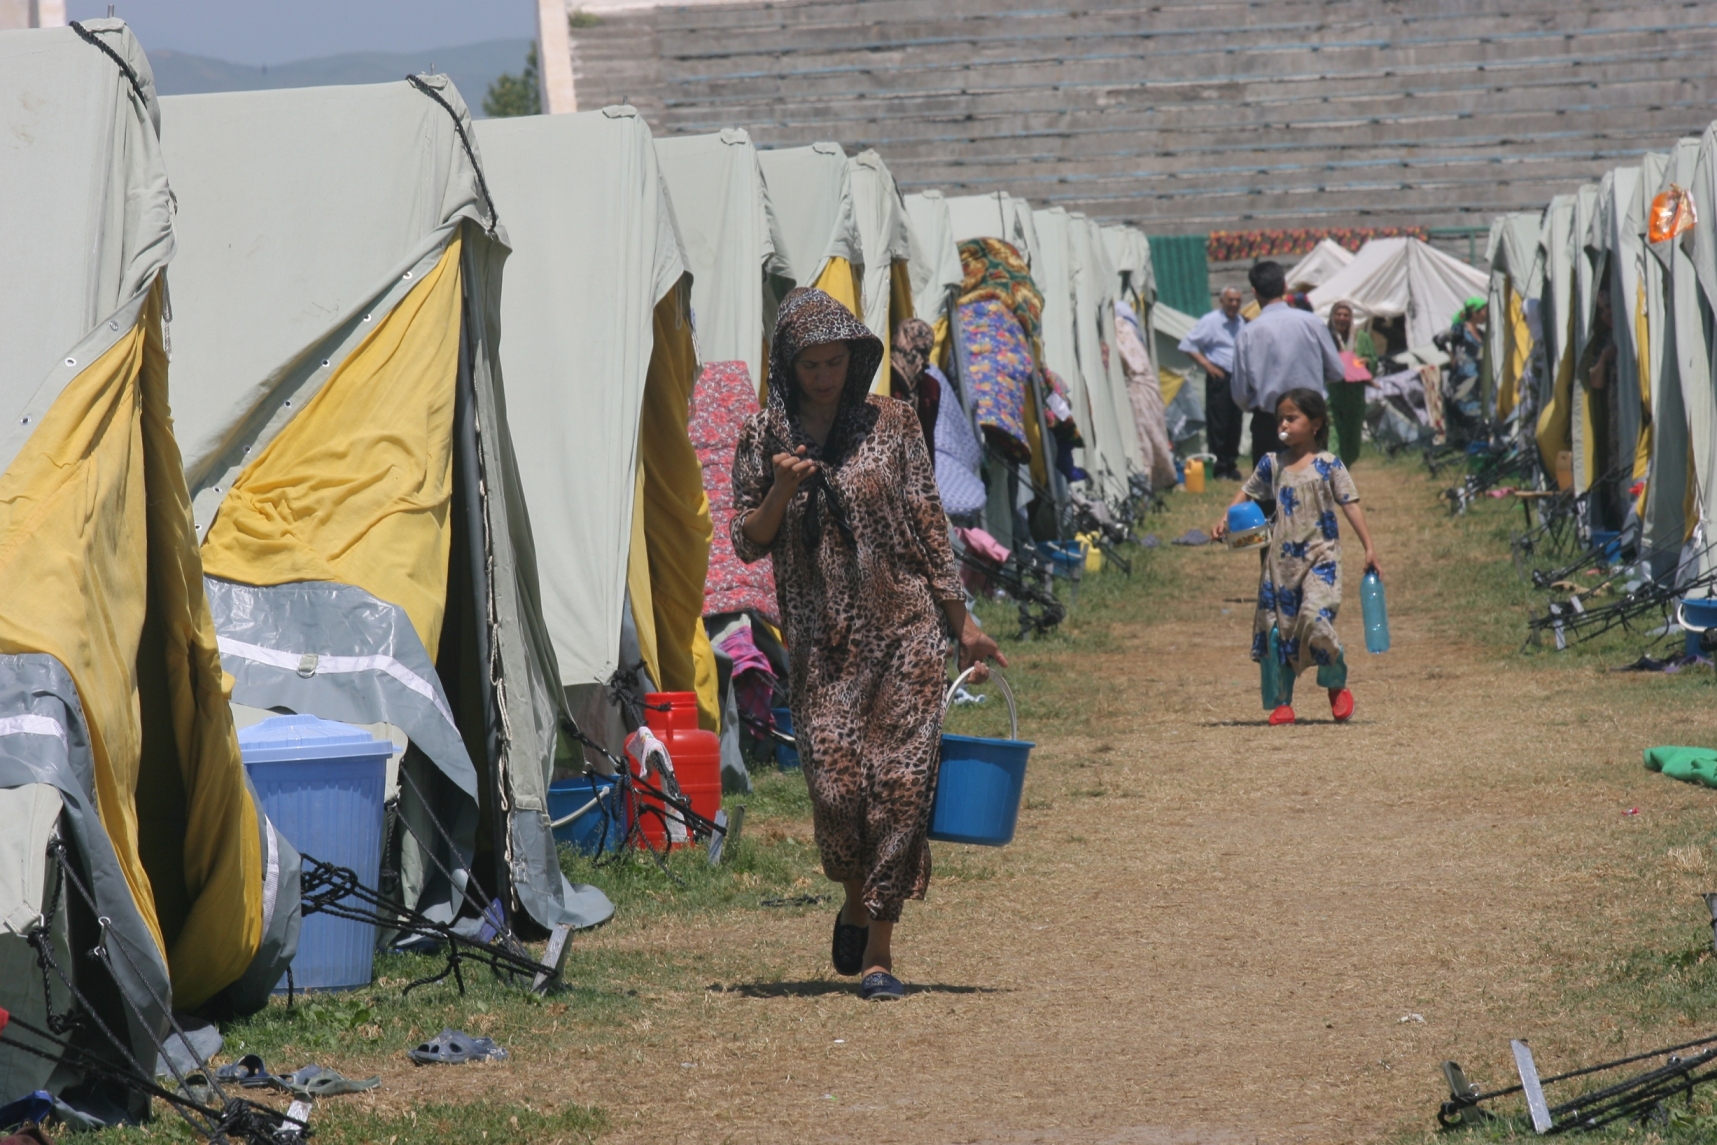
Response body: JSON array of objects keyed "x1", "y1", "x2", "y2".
[{"x1": 1212, "y1": 388, "x2": 1382, "y2": 725}]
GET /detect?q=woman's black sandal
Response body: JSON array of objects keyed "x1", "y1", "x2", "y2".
[
  {"x1": 831, "y1": 910, "x2": 868, "y2": 976},
  {"x1": 860, "y1": 971, "x2": 905, "y2": 1001}
]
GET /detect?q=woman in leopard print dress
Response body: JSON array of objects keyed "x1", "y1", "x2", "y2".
[{"x1": 732, "y1": 288, "x2": 1004, "y2": 1000}]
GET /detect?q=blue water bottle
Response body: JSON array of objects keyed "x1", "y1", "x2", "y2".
[{"x1": 1361, "y1": 570, "x2": 1390, "y2": 654}]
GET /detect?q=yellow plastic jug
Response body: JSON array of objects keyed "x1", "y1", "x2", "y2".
[{"x1": 1185, "y1": 458, "x2": 1205, "y2": 494}]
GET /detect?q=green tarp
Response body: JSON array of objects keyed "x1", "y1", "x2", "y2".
[{"x1": 1148, "y1": 234, "x2": 1211, "y2": 319}]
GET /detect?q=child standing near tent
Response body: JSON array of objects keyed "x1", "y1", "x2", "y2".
[{"x1": 1213, "y1": 388, "x2": 1382, "y2": 726}]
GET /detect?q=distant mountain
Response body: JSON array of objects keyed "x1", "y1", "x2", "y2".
[{"x1": 148, "y1": 38, "x2": 535, "y2": 117}]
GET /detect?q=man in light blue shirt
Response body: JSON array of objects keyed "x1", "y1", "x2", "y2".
[
  {"x1": 1178, "y1": 286, "x2": 1245, "y2": 479},
  {"x1": 1231, "y1": 260, "x2": 1344, "y2": 465}
]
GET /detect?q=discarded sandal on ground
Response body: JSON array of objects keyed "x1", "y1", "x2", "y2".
[
  {"x1": 1329, "y1": 688, "x2": 1354, "y2": 723},
  {"x1": 831, "y1": 910, "x2": 868, "y2": 976},
  {"x1": 408, "y1": 1028, "x2": 508, "y2": 1066},
  {"x1": 213, "y1": 1054, "x2": 275, "y2": 1089},
  {"x1": 859, "y1": 971, "x2": 905, "y2": 1001},
  {"x1": 283, "y1": 1065, "x2": 381, "y2": 1097},
  {"x1": 1268, "y1": 705, "x2": 1296, "y2": 726}
]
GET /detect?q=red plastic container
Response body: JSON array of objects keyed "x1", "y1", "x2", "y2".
[{"x1": 633, "y1": 692, "x2": 721, "y2": 850}]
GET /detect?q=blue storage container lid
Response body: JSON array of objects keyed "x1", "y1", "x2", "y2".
[{"x1": 238, "y1": 713, "x2": 396, "y2": 765}]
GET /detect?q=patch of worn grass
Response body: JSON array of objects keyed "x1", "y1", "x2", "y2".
[{"x1": 82, "y1": 1099, "x2": 605, "y2": 1145}]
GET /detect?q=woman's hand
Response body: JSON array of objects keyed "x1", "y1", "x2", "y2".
[
  {"x1": 1211, "y1": 517, "x2": 1228, "y2": 541},
  {"x1": 1363, "y1": 548, "x2": 1382, "y2": 579},
  {"x1": 957, "y1": 613, "x2": 1008, "y2": 683},
  {"x1": 771, "y1": 446, "x2": 817, "y2": 494}
]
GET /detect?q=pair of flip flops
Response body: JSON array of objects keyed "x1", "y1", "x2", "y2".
[
  {"x1": 212, "y1": 1056, "x2": 379, "y2": 1098},
  {"x1": 407, "y1": 1028, "x2": 508, "y2": 1066}
]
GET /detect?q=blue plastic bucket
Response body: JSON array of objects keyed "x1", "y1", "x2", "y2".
[
  {"x1": 548, "y1": 774, "x2": 629, "y2": 854},
  {"x1": 1591, "y1": 529, "x2": 1621, "y2": 563},
  {"x1": 1680, "y1": 598, "x2": 1717, "y2": 657},
  {"x1": 1036, "y1": 541, "x2": 1084, "y2": 577},
  {"x1": 239, "y1": 714, "x2": 394, "y2": 992},
  {"x1": 931, "y1": 671, "x2": 1033, "y2": 847},
  {"x1": 773, "y1": 707, "x2": 801, "y2": 770}
]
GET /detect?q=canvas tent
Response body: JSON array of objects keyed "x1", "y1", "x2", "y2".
[
  {"x1": 1483, "y1": 211, "x2": 1544, "y2": 424},
  {"x1": 1308, "y1": 237, "x2": 1488, "y2": 352},
  {"x1": 655, "y1": 128, "x2": 792, "y2": 392},
  {"x1": 1286, "y1": 239, "x2": 1355, "y2": 292},
  {"x1": 656, "y1": 127, "x2": 789, "y2": 629},
  {"x1": 160, "y1": 77, "x2": 596, "y2": 943},
  {"x1": 949, "y1": 190, "x2": 1040, "y2": 269},
  {"x1": 1648, "y1": 137, "x2": 1710, "y2": 571},
  {"x1": 1579, "y1": 166, "x2": 1649, "y2": 534},
  {"x1": 1103, "y1": 224, "x2": 1157, "y2": 313},
  {"x1": 0, "y1": 21, "x2": 290, "y2": 1105},
  {"x1": 903, "y1": 189, "x2": 966, "y2": 326},
  {"x1": 847, "y1": 149, "x2": 918, "y2": 387},
  {"x1": 756, "y1": 142, "x2": 863, "y2": 324},
  {"x1": 477, "y1": 106, "x2": 719, "y2": 749}
]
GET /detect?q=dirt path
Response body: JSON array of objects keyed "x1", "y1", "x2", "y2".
[{"x1": 391, "y1": 459, "x2": 1717, "y2": 1143}]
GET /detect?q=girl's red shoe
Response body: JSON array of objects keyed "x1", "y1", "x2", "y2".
[
  {"x1": 1268, "y1": 705, "x2": 1296, "y2": 726},
  {"x1": 1329, "y1": 688, "x2": 1354, "y2": 722}
]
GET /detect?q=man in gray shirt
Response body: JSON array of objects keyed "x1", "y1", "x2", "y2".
[
  {"x1": 1230, "y1": 260, "x2": 1345, "y2": 466},
  {"x1": 1178, "y1": 286, "x2": 1245, "y2": 480}
]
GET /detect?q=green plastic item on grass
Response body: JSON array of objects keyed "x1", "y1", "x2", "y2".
[{"x1": 1644, "y1": 746, "x2": 1717, "y2": 788}]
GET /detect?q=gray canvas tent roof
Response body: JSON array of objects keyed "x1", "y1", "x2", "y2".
[
  {"x1": 848, "y1": 149, "x2": 915, "y2": 380},
  {"x1": 1650, "y1": 137, "x2": 1710, "y2": 570},
  {"x1": 1307, "y1": 237, "x2": 1488, "y2": 351},
  {"x1": 903, "y1": 189, "x2": 965, "y2": 323},
  {"x1": 948, "y1": 190, "x2": 1040, "y2": 267},
  {"x1": 1284, "y1": 239, "x2": 1354, "y2": 292},
  {"x1": 755, "y1": 142, "x2": 860, "y2": 288},
  {"x1": 474, "y1": 105, "x2": 690, "y2": 696},
  {"x1": 160, "y1": 77, "x2": 593, "y2": 936},
  {"x1": 1102, "y1": 224, "x2": 1156, "y2": 308},
  {"x1": 0, "y1": 20, "x2": 289, "y2": 1104},
  {"x1": 655, "y1": 127, "x2": 791, "y2": 390}
]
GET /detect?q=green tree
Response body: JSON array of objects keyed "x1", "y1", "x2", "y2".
[{"x1": 483, "y1": 42, "x2": 540, "y2": 118}]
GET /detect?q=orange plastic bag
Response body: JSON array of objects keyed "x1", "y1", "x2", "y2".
[{"x1": 1649, "y1": 184, "x2": 1696, "y2": 244}]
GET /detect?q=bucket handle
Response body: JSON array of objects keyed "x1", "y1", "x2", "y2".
[
  {"x1": 944, "y1": 666, "x2": 1018, "y2": 741},
  {"x1": 1679, "y1": 599, "x2": 1716, "y2": 636}
]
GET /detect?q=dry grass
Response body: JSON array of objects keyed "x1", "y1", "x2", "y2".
[{"x1": 187, "y1": 453, "x2": 1717, "y2": 1143}]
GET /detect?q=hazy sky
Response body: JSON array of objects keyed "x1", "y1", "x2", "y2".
[{"x1": 68, "y1": 0, "x2": 536, "y2": 65}]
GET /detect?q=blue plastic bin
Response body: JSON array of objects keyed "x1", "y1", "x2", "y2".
[
  {"x1": 1681, "y1": 598, "x2": 1717, "y2": 657},
  {"x1": 1591, "y1": 529, "x2": 1621, "y2": 564},
  {"x1": 772, "y1": 707, "x2": 800, "y2": 770},
  {"x1": 239, "y1": 714, "x2": 393, "y2": 992},
  {"x1": 930, "y1": 671, "x2": 1034, "y2": 847},
  {"x1": 547, "y1": 775, "x2": 629, "y2": 853}
]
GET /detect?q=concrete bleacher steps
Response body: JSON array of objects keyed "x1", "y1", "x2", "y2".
[{"x1": 568, "y1": 0, "x2": 1717, "y2": 233}]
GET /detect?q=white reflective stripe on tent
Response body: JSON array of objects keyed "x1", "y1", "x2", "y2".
[
  {"x1": 655, "y1": 128, "x2": 790, "y2": 391},
  {"x1": 476, "y1": 106, "x2": 688, "y2": 690},
  {"x1": 756, "y1": 142, "x2": 859, "y2": 288},
  {"x1": 1307, "y1": 237, "x2": 1488, "y2": 351},
  {"x1": 848, "y1": 150, "x2": 913, "y2": 350},
  {"x1": 1285, "y1": 238, "x2": 1355, "y2": 292},
  {"x1": 903, "y1": 190, "x2": 965, "y2": 323}
]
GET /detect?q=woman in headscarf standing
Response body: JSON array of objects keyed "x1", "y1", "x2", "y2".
[
  {"x1": 731, "y1": 289, "x2": 1005, "y2": 1001},
  {"x1": 1326, "y1": 301, "x2": 1377, "y2": 466}
]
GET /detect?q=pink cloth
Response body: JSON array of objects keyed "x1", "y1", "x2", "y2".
[{"x1": 690, "y1": 361, "x2": 779, "y2": 621}]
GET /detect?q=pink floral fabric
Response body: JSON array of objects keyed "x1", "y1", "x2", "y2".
[{"x1": 689, "y1": 360, "x2": 778, "y2": 620}]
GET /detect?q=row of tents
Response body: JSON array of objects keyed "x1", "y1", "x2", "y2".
[
  {"x1": 0, "y1": 21, "x2": 1175, "y2": 1107},
  {"x1": 1481, "y1": 118, "x2": 1717, "y2": 582}
]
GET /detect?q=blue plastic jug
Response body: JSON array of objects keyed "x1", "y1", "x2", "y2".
[{"x1": 1361, "y1": 570, "x2": 1390, "y2": 653}]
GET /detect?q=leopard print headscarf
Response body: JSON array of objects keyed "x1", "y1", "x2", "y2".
[
  {"x1": 764, "y1": 288, "x2": 884, "y2": 550},
  {"x1": 892, "y1": 317, "x2": 936, "y2": 388}
]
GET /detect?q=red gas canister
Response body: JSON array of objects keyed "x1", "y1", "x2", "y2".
[{"x1": 633, "y1": 692, "x2": 721, "y2": 850}]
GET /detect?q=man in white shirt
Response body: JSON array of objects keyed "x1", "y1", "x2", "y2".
[
  {"x1": 1178, "y1": 286, "x2": 1246, "y2": 479},
  {"x1": 1230, "y1": 261, "x2": 1345, "y2": 466}
]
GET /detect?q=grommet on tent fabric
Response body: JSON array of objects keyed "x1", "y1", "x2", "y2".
[
  {"x1": 19, "y1": 417, "x2": 28, "y2": 425},
  {"x1": 64, "y1": 358, "x2": 76, "y2": 367},
  {"x1": 363, "y1": 313, "x2": 372, "y2": 322},
  {"x1": 109, "y1": 320, "x2": 119, "y2": 330},
  {"x1": 403, "y1": 271, "x2": 413, "y2": 280},
  {"x1": 321, "y1": 359, "x2": 330, "y2": 367}
]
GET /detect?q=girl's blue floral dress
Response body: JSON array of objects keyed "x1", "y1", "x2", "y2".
[{"x1": 1241, "y1": 450, "x2": 1360, "y2": 688}]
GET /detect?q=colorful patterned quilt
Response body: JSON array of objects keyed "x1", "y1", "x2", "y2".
[{"x1": 689, "y1": 360, "x2": 778, "y2": 621}]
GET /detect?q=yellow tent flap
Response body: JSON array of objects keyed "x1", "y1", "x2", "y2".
[
  {"x1": 637, "y1": 286, "x2": 719, "y2": 731},
  {"x1": 200, "y1": 238, "x2": 464, "y2": 654},
  {"x1": 0, "y1": 282, "x2": 261, "y2": 1006}
]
